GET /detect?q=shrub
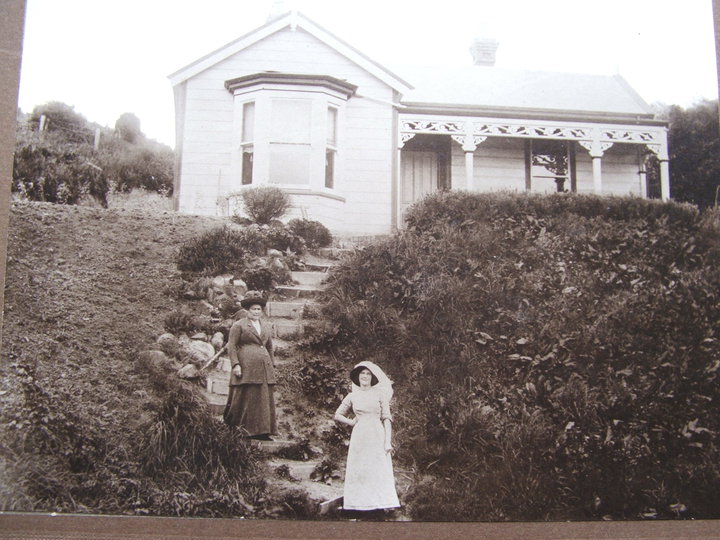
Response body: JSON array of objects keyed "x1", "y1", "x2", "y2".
[
  {"x1": 176, "y1": 224, "x2": 305, "y2": 276},
  {"x1": 176, "y1": 226, "x2": 257, "y2": 275},
  {"x1": 163, "y1": 309, "x2": 194, "y2": 335},
  {"x1": 263, "y1": 224, "x2": 306, "y2": 254},
  {"x1": 297, "y1": 354, "x2": 349, "y2": 408},
  {"x1": 135, "y1": 381, "x2": 267, "y2": 517},
  {"x1": 288, "y1": 218, "x2": 333, "y2": 248},
  {"x1": 310, "y1": 457, "x2": 341, "y2": 484},
  {"x1": 314, "y1": 192, "x2": 720, "y2": 521},
  {"x1": 241, "y1": 268, "x2": 273, "y2": 292},
  {"x1": 239, "y1": 187, "x2": 292, "y2": 225}
]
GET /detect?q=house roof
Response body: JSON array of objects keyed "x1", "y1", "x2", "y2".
[
  {"x1": 168, "y1": 11, "x2": 412, "y2": 93},
  {"x1": 395, "y1": 64, "x2": 656, "y2": 119},
  {"x1": 169, "y1": 11, "x2": 657, "y2": 123}
]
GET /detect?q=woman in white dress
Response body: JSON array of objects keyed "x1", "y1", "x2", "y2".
[{"x1": 334, "y1": 361, "x2": 400, "y2": 513}]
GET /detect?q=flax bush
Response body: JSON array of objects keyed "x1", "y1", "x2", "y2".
[{"x1": 238, "y1": 186, "x2": 292, "y2": 225}]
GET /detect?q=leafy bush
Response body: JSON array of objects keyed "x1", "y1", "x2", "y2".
[
  {"x1": 238, "y1": 186, "x2": 292, "y2": 225},
  {"x1": 163, "y1": 309, "x2": 195, "y2": 335},
  {"x1": 13, "y1": 135, "x2": 109, "y2": 207},
  {"x1": 297, "y1": 354, "x2": 349, "y2": 408},
  {"x1": 13, "y1": 102, "x2": 174, "y2": 204},
  {"x1": 134, "y1": 379, "x2": 267, "y2": 517},
  {"x1": 241, "y1": 268, "x2": 273, "y2": 292},
  {"x1": 176, "y1": 224, "x2": 305, "y2": 276},
  {"x1": 310, "y1": 457, "x2": 341, "y2": 484},
  {"x1": 99, "y1": 140, "x2": 174, "y2": 195},
  {"x1": 263, "y1": 224, "x2": 306, "y2": 254},
  {"x1": 314, "y1": 192, "x2": 720, "y2": 521},
  {"x1": 288, "y1": 218, "x2": 333, "y2": 248},
  {"x1": 176, "y1": 226, "x2": 256, "y2": 275}
]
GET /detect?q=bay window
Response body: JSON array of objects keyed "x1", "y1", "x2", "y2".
[{"x1": 226, "y1": 73, "x2": 356, "y2": 192}]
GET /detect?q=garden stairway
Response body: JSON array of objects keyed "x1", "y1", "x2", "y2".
[
  {"x1": 202, "y1": 265, "x2": 329, "y2": 415},
  {"x1": 202, "y1": 251, "x2": 345, "y2": 515}
]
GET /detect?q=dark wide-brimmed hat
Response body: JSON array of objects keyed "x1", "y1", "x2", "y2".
[
  {"x1": 350, "y1": 364, "x2": 379, "y2": 386},
  {"x1": 240, "y1": 291, "x2": 267, "y2": 309}
]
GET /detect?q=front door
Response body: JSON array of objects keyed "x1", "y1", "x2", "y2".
[{"x1": 400, "y1": 150, "x2": 438, "y2": 219}]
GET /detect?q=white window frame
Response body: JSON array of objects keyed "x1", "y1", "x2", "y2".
[{"x1": 227, "y1": 74, "x2": 354, "y2": 194}]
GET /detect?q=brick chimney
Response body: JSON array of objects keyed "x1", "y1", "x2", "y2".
[{"x1": 470, "y1": 37, "x2": 499, "y2": 66}]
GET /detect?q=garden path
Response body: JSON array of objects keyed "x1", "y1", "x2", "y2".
[{"x1": 203, "y1": 248, "x2": 347, "y2": 515}]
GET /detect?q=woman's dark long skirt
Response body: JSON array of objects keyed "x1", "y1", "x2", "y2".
[{"x1": 223, "y1": 383, "x2": 277, "y2": 437}]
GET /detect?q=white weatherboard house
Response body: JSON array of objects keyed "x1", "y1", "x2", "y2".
[{"x1": 169, "y1": 11, "x2": 670, "y2": 236}]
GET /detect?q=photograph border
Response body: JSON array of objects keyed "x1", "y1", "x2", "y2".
[{"x1": 1, "y1": 0, "x2": 720, "y2": 537}]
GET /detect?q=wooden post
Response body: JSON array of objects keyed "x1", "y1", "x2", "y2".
[
  {"x1": 592, "y1": 156, "x2": 603, "y2": 194},
  {"x1": 38, "y1": 114, "x2": 47, "y2": 133},
  {"x1": 93, "y1": 128, "x2": 101, "y2": 151},
  {"x1": 659, "y1": 160, "x2": 670, "y2": 201},
  {"x1": 465, "y1": 151, "x2": 474, "y2": 191}
]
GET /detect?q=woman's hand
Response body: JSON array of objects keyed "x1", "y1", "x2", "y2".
[
  {"x1": 334, "y1": 414, "x2": 356, "y2": 427},
  {"x1": 232, "y1": 365, "x2": 242, "y2": 378}
]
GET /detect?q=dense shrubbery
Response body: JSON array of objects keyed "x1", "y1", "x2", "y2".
[
  {"x1": 313, "y1": 191, "x2": 720, "y2": 521},
  {"x1": 13, "y1": 102, "x2": 174, "y2": 207},
  {"x1": 2, "y1": 356, "x2": 268, "y2": 517},
  {"x1": 288, "y1": 218, "x2": 333, "y2": 248},
  {"x1": 176, "y1": 224, "x2": 305, "y2": 276}
]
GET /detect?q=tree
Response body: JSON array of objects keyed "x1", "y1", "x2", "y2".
[
  {"x1": 29, "y1": 101, "x2": 94, "y2": 144},
  {"x1": 115, "y1": 112, "x2": 143, "y2": 143},
  {"x1": 13, "y1": 101, "x2": 175, "y2": 205},
  {"x1": 667, "y1": 100, "x2": 720, "y2": 208},
  {"x1": 98, "y1": 140, "x2": 174, "y2": 194}
]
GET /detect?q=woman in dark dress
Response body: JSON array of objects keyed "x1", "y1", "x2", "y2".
[{"x1": 223, "y1": 292, "x2": 277, "y2": 440}]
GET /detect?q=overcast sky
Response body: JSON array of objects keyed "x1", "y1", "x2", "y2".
[{"x1": 17, "y1": 0, "x2": 719, "y2": 147}]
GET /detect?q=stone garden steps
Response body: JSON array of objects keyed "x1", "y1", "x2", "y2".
[{"x1": 201, "y1": 252, "x2": 345, "y2": 512}]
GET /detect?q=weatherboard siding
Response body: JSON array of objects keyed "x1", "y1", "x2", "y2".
[
  {"x1": 446, "y1": 138, "x2": 642, "y2": 197},
  {"x1": 177, "y1": 26, "x2": 396, "y2": 231}
]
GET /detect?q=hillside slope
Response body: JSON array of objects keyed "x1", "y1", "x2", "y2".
[
  {"x1": 0, "y1": 201, "x2": 232, "y2": 512},
  {"x1": 314, "y1": 192, "x2": 720, "y2": 521}
]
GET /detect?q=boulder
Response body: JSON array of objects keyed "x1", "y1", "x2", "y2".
[
  {"x1": 211, "y1": 332, "x2": 225, "y2": 350},
  {"x1": 177, "y1": 364, "x2": 201, "y2": 379},
  {"x1": 183, "y1": 289, "x2": 200, "y2": 300},
  {"x1": 231, "y1": 278, "x2": 247, "y2": 297},
  {"x1": 138, "y1": 350, "x2": 170, "y2": 368},
  {"x1": 191, "y1": 332, "x2": 208, "y2": 342},
  {"x1": 190, "y1": 314, "x2": 213, "y2": 332},
  {"x1": 212, "y1": 274, "x2": 234, "y2": 289},
  {"x1": 157, "y1": 333, "x2": 178, "y2": 349},
  {"x1": 186, "y1": 340, "x2": 216, "y2": 363}
]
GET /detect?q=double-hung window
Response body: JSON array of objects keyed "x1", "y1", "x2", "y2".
[
  {"x1": 241, "y1": 101, "x2": 254, "y2": 185},
  {"x1": 325, "y1": 107, "x2": 338, "y2": 189},
  {"x1": 225, "y1": 73, "x2": 356, "y2": 192}
]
